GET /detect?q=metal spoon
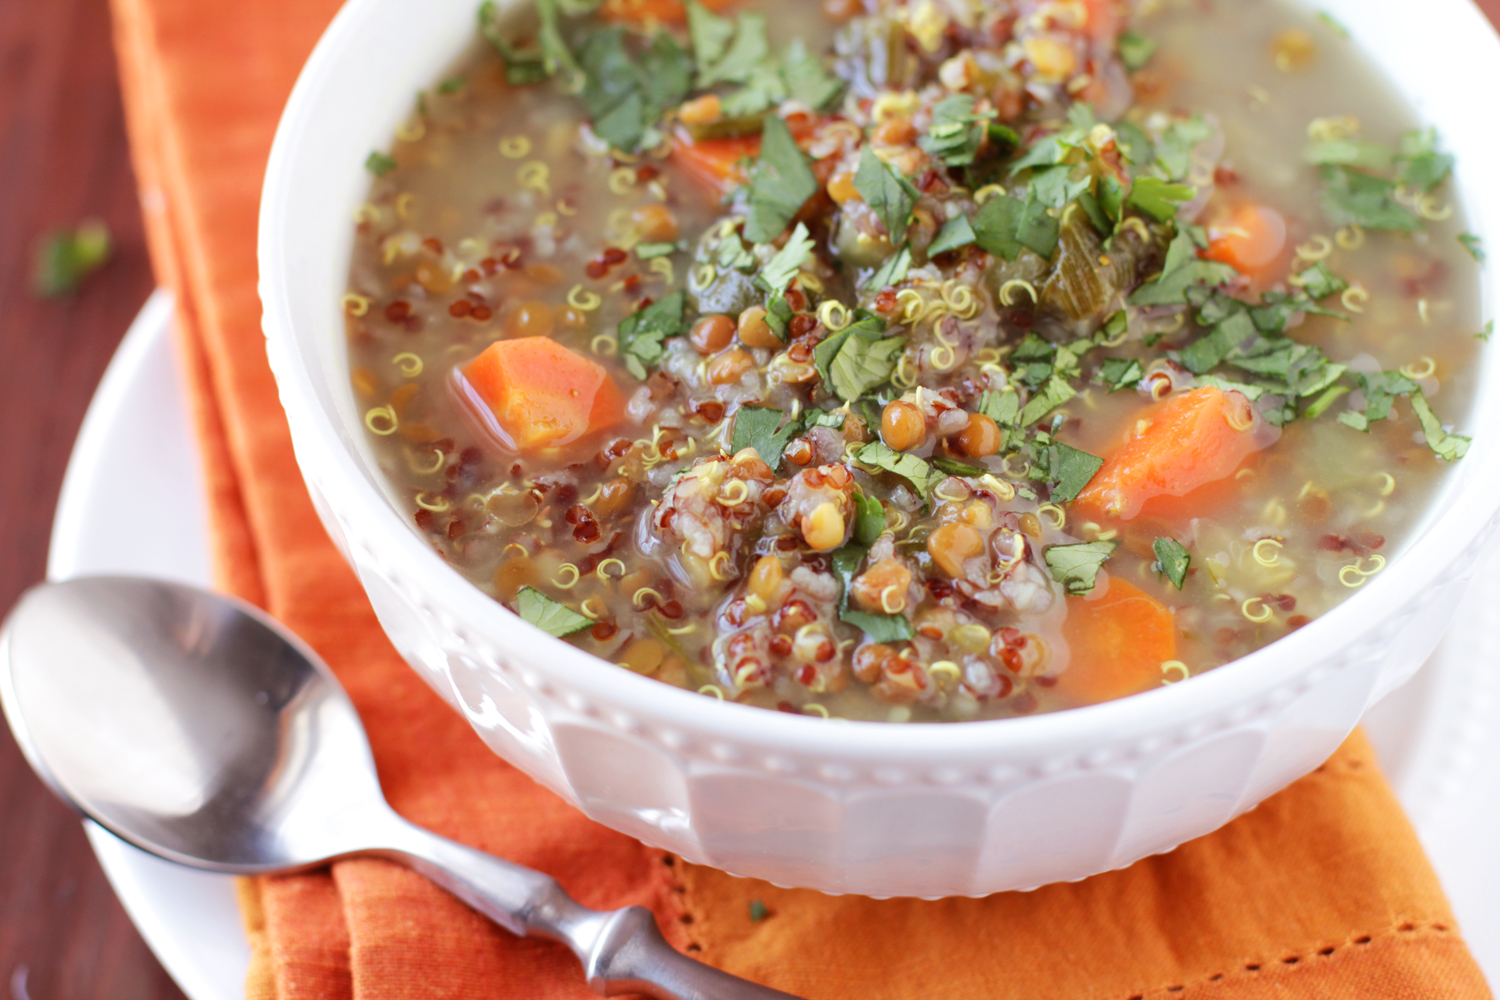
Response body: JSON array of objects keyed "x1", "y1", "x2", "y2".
[{"x1": 0, "y1": 576, "x2": 801, "y2": 1000}]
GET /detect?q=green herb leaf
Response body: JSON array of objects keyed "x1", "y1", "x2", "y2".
[
  {"x1": 973, "y1": 194, "x2": 1059, "y2": 262},
  {"x1": 841, "y1": 607, "x2": 915, "y2": 641},
  {"x1": 1125, "y1": 177, "x2": 1195, "y2": 223},
  {"x1": 617, "y1": 290, "x2": 687, "y2": 379},
  {"x1": 854, "y1": 145, "x2": 919, "y2": 241},
  {"x1": 1459, "y1": 233, "x2": 1486, "y2": 263},
  {"x1": 686, "y1": 0, "x2": 734, "y2": 69},
  {"x1": 749, "y1": 899, "x2": 769, "y2": 921},
  {"x1": 852, "y1": 491, "x2": 886, "y2": 547},
  {"x1": 1095, "y1": 356, "x2": 1143, "y2": 392},
  {"x1": 977, "y1": 388, "x2": 1020, "y2": 426},
  {"x1": 635, "y1": 241, "x2": 680, "y2": 259},
  {"x1": 1302, "y1": 383, "x2": 1350, "y2": 419},
  {"x1": 1049, "y1": 443, "x2": 1103, "y2": 502},
  {"x1": 755, "y1": 222, "x2": 814, "y2": 292},
  {"x1": 931, "y1": 456, "x2": 987, "y2": 478},
  {"x1": 1479, "y1": 320, "x2": 1495, "y2": 342},
  {"x1": 1153, "y1": 537, "x2": 1190, "y2": 589},
  {"x1": 695, "y1": 9, "x2": 770, "y2": 87},
  {"x1": 1180, "y1": 311, "x2": 1256, "y2": 374},
  {"x1": 438, "y1": 76, "x2": 466, "y2": 94},
  {"x1": 1019, "y1": 375, "x2": 1077, "y2": 427},
  {"x1": 919, "y1": 94, "x2": 994, "y2": 167},
  {"x1": 861, "y1": 243, "x2": 912, "y2": 291},
  {"x1": 818, "y1": 329, "x2": 905, "y2": 402},
  {"x1": 365, "y1": 151, "x2": 397, "y2": 176},
  {"x1": 927, "y1": 214, "x2": 976, "y2": 257},
  {"x1": 744, "y1": 116, "x2": 819, "y2": 243},
  {"x1": 1044, "y1": 540, "x2": 1119, "y2": 596},
  {"x1": 1154, "y1": 117, "x2": 1213, "y2": 180},
  {"x1": 1303, "y1": 139, "x2": 1392, "y2": 172},
  {"x1": 1196, "y1": 373, "x2": 1268, "y2": 401},
  {"x1": 1118, "y1": 29, "x2": 1157, "y2": 71},
  {"x1": 1316, "y1": 11, "x2": 1349, "y2": 37},
  {"x1": 31, "y1": 219, "x2": 111, "y2": 298},
  {"x1": 780, "y1": 38, "x2": 844, "y2": 110},
  {"x1": 1319, "y1": 165, "x2": 1420, "y2": 231},
  {"x1": 1394, "y1": 128, "x2": 1453, "y2": 192},
  {"x1": 1129, "y1": 229, "x2": 1237, "y2": 306},
  {"x1": 516, "y1": 587, "x2": 592, "y2": 637},
  {"x1": 1410, "y1": 390, "x2": 1470, "y2": 461},
  {"x1": 1291, "y1": 261, "x2": 1348, "y2": 300},
  {"x1": 730, "y1": 403, "x2": 797, "y2": 467},
  {"x1": 577, "y1": 27, "x2": 691, "y2": 152},
  {"x1": 857, "y1": 442, "x2": 938, "y2": 495}
]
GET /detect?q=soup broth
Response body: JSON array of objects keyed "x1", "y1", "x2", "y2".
[{"x1": 344, "y1": 0, "x2": 1481, "y2": 722}]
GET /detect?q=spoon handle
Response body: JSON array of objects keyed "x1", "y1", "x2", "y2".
[{"x1": 379, "y1": 813, "x2": 803, "y2": 1000}]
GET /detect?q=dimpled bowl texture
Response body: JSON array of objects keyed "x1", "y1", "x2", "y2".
[{"x1": 260, "y1": 0, "x2": 1500, "y2": 897}]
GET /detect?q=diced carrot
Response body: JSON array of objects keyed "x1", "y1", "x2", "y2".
[
  {"x1": 1205, "y1": 204, "x2": 1288, "y2": 284},
  {"x1": 1055, "y1": 577, "x2": 1177, "y2": 704},
  {"x1": 670, "y1": 131, "x2": 761, "y2": 195},
  {"x1": 599, "y1": 0, "x2": 734, "y2": 25},
  {"x1": 461, "y1": 337, "x2": 624, "y2": 452},
  {"x1": 1073, "y1": 386, "x2": 1269, "y2": 521}
]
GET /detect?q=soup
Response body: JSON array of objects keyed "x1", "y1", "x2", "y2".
[{"x1": 343, "y1": 0, "x2": 1480, "y2": 722}]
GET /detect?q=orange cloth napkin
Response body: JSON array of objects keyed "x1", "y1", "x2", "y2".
[{"x1": 107, "y1": 0, "x2": 1494, "y2": 996}]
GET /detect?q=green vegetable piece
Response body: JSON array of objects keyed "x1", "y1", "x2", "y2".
[
  {"x1": 1302, "y1": 383, "x2": 1350, "y2": 420},
  {"x1": 852, "y1": 492, "x2": 886, "y2": 547},
  {"x1": 781, "y1": 38, "x2": 844, "y2": 111},
  {"x1": 1153, "y1": 117, "x2": 1213, "y2": 180},
  {"x1": 816, "y1": 324, "x2": 905, "y2": 402},
  {"x1": 1097, "y1": 357, "x2": 1144, "y2": 392},
  {"x1": 744, "y1": 116, "x2": 819, "y2": 243},
  {"x1": 1125, "y1": 177, "x2": 1195, "y2": 223},
  {"x1": 1179, "y1": 312, "x2": 1256, "y2": 375},
  {"x1": 32, "y1": 219, "x2": 111, "y2": 298},
  {"x1": 695, "y1": 9, "x2": 770, "y2": 87},
  {"x1": 1019, "y1": 375, "x2": 1077, "y2": 427},
  {"x1": 927, "y1": 214, "x2": 976, "y2": 257},
  {"x1": 854, "y1": 145, "x2": 919, "y2": 242},
  {"x1": 978, "y1": 388, "x2": 1020, "y2": 427},
  {"x1": 755, "y1": 222, "x2": 814, "y2": 293},
  {"x1": 919, "y1": 94, "x2": 994, "y2": 167},
  {"x1": 1292, "y1": 261, "x2": 1348, "y2": 300},
  {"x1": 1319, "y1": 165, "x2": 1420, "y2": 231},
  {"x1": 1118, "y1": 29, "x2": 1157, "y2": 71},
  {"x1": 617, "y1": 290, "x2": 687, "y2": 379},
  {"x1": 973, "y1": 194, "x2": 1059, "y2": 262},
  {"x1": 1129, "y1": 228, "x2": 1237, "y2": 306},
  {"x1": 749, "y1": 899, "x2": 768, "y2": 921},
  {"x1": 830, "y1": 542, "x2": 915, "y2": 641},
  {"x1": 857, "y1": 442, "x2": 938, "y2": 495},
  {"x1": 1044, "y1": 540, "x2": 1119, "y2": 596},
  {"x1": 730, "y1": 404, "x2": 797, "y2": 468},
  {"x1": 686, "y1": 0, "x2": 734, "y2": 69},
  {"x1": 438, "y1": 77, "x2": 466, "y2": 94},
  {"x1": 365, "y1": 151, "x2": 397, "y2": 176},
  {"x1": 1049, "y1": 443, "x2": 1103, "y2": 502},
  {"x1": 1153, "y1": 537, "x2": 1190, "y2": 589},
  {"x1": 1459, "y1": 233, "x2": 1486, "y2": 263},
  {"x1": 1394, "y1": 128, "x2": 1453, "y2": 192},
  {"x1": 1410, "y1": 390, "x2": 1470, "y2": 461},
  {"x1": 861, "y1": 243, "x2": 912, "y2": 291},
  {"x1": 1303, "y1": 139, "x2": 1392, "y2": 172},
  {"x1": 635, "y1": 241, "x2": 679, "y2": 259},
  {"x1": 516, "y1": 587, "x2": 592, "y2": 637},
  {"x1": 1479, "y1": 320, "x2": 1495, "y2": 343}
]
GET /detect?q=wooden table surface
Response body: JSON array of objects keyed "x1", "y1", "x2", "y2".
[{"x1": 3, "y1": 0, "x2": 1500, "y2": 997}]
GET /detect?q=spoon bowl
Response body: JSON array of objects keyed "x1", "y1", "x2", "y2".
[{"x1": 0, "y1": 576, "x2": 799, "y2": 1000}]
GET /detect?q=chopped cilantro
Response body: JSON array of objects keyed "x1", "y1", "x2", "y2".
[
  {"x1": 861, "y1": 243, "x2": 912, "y2": 291},
  {"x1": 852, "y1": 491, "x2": 886, "y2": 547},
  {"x1": 755, "y1": 222, "x2": 814, "y2": 292},
  {"x1": 1129, "y1": 228, "x2": 1237, "y2": 306},
  {"x1": 1338, "y1": 370, "x2": 1419, "y2": 431},
  {"x1": 743, "y1": 116, "x2": 819, "y2": 243},
  {"x1": 1153, "y1": 537, "x2": 1190, "y2": 589},
  {"x1": 686, "y1": 0, "x2": 734, "y2": 70},
  {"x1": 1097, "y1": 356, "x2": 1144, "y2": 392},
  {"x1": 31, "y1": 219, "x2": 110, "y2": 298},
  {"x1": 438, "y1": 77, "x2": 466, "y2": 94},
  {"x1": 365, "y1": 151, "x2": 397, "y2": 176},
  {"x1": 927, "y1": 214, "x2": 976, "y2": 257},
  {"x1": 1153, "y1": 117, "x2": 1213, "y2": 181},
  {"x1": 854, "y1": 145, "x2": 919, "y2": 241},
  {"x1": 973, "y1": 193, "x2": 1060, "y2": 262},
  {"x1": 831, "y1": 543, "x2": 916, "y2": 641},
  {"x1": 577, "y1": 27, "x2": 691, "y2": 152},
  {"x1": 1179, "y1": 312, "x2": 1256, "y2": 375},
  {"x1": 781, "y1": 38, "x2": 844, "y2": 110},
  {"x1": 931, "y1": 456, "x2": 987, "y2": 478},
  {"x1": 749, "y1": 899, "x2": 768, "y2": 921},
  {"x1": 617, "y1": 290, "x2": 687, "y2": 379},
  {"x1": 1303, "y1": 139, "x2": 1392, "y2": 172},
  {"x1": 1125, "y1": 177, "x2": 1195, "y2": 223},
  {"x1": 919, "y1": 95, "x2": 994, "y2": 167},
  {"x1": 730, "y1": 404, "x2": 797, "y2": 467},
  {"x1": 814, "y1": 320, "x2": 905, "y2": 402},
  {"x1": 1048, "y1": 443, "x2": 1104, "y2": 502},
  {"x1": 857, "y1": 442, "x2": 938, "y2": 495},
  {"x1": 1019, "y1": 375, "x2": 1077, "y2": 427},
  {"x1": 1319, "y1": 165, "x2": 1419, "y2": 231},
  {"x1": 1394, "y1": 128, "x2": 1453, "y2": 192},
  {"x1": 516, "y1": 587, "x2": 592, "y2": 637},
  {"x1": 1044, "y1": 540, "x2": 1118, "y2": 596},
  {"x1": 1118, "y1": 29, "x2": 1157, "y2": 71},
  {"x1": 1459, "y1": 233, "x2": 1486, "y2": 263},
  {"x1": 977, "y1": 388, "x2": 1020, "y2": 427},
  {"x1": 1479, "y1": 320, "x2": 1495, "y2": 343},
  {"x1": 1301, "y1": 383, "x2": 1350, "y2": 419},
  {"x1": 1410, "y1": 390, "x2": 1470, "y2": 461},
  {"x1": 693, "y1": 6, "x2": 770, "y2": 88},
  {"x1": 1291, "y1": 261, "x2": 1348, "y2": 300}
]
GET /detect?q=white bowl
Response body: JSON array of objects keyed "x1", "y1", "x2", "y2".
[{"x1": 260, "y1": 0, "x2": 1500, "y2": 896}]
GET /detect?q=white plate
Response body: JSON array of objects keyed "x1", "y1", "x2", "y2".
[{"x1": 46, "y1": 294, "x2": 1500, "y2": 996}]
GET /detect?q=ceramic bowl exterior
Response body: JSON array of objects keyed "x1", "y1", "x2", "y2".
[{"x1": 259, "y1": 0, "x2": 1500, "y2": 896}]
